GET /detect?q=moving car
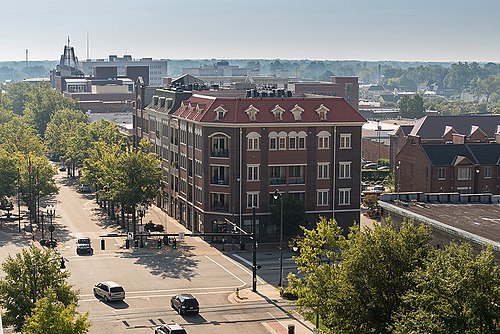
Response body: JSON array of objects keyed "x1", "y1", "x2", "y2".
[
  {"x1": 76, "y1": 237, "x2": 92, "y2": 255},
  {"x1": 154, "y1": 323, "x2": 187, "y2": 334},
  {"x1": 93, "y1": 281, "x2": 125, "y2": 302},
  {"x1": 170, "y1": 294, "x2": 199, "y2": 315}
]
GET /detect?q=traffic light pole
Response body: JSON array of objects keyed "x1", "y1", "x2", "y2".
[{"x1": 252, "y1": 207, "x2": 257, "y2": 292}]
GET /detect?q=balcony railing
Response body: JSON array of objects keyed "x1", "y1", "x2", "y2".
[
  {"x1": 211, "y1": 202, "x2": 229, "y2": 212},
  {"x1": 270, "y1": 177, "x2": 286, "y2": 185},
  {"x1": 289, "y1": 177, "x2": 305, "y2": 184},
  {"x1": 211, "y1": 177, "x2": 229, "y2": 185},
  {"x1": 211, "y1": 149, "x2": 229, "y2": 158}
]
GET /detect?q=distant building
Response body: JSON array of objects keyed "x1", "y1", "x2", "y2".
[
  {"x1": 393, "y1": 115, "x2": 500, "y2": 194},
  {"x1": 288, "y1": 76, "x2": 359, "y2": 111},
  {"x1": 50, "y1": 45, "x2": 143, "y2": 114},
  {"x1": 182, "y1": 60, "x2": 256, "y2": 77},
  {"x1": 82, "y1": 55, "x2": 168, "y2": 87}
]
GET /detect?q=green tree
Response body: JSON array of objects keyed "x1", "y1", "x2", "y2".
[
  {"x1": 23, "y1": 83, "x2": 78, "y2": 136},
  {"x1": 270, "y1": 193, "x2": 306, "y2": 237},
  {"x1": 288, "y1": 217, "x2": 345, "y2": 330},
  {"x1": 0, "y1": 81, "x2": 37, "y2": 115},
  {"x1": 22, "y1": 291, "x2": 90, "y2": 334},
  {"x1": 290, "y1": 219, "x2": 433, "y2": 334},
  {"x1": 474, "y1": 74, "x2": 500, "y2": 102},
  {"x1": 0, "y1": 148, "x2": 19, "y2": 205},
  {"x1": 0, "y1": 115, "x2": 46, "y2": 156},
  {"x1": 0, "y1": 247, "x2": 78, "y2": 331},
  {"x1": 392, "y1": 243, "x2": 500, "y2": 334},
  {"x1": 399, "y1": 94, "x2": 425, "y2": 119},
  {"x1": 45, "y1": 108, "x2": 88, "y2": 160},
  {"x1": 101, "y1": 140, "x2": 162, "y2": 232}
]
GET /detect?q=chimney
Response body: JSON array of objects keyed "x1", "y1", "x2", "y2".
[{"x1": 452, "y1": 133, "x2": 466, "y2": 144}]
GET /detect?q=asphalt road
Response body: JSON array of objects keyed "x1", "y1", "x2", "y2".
[{"x1": 36, "y1": 171, "x2": 299, "y2": 334}]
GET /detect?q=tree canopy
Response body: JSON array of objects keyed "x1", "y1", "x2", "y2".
[
  {"x1": 0, "y1": 247, "x2": 79, "y2": 331},
  {"x1": 22, "y1": 291, "x2": 90, "y2": 334},
  {"x1": 287, "y1": 218, "x2": 499, "y2": 333}
]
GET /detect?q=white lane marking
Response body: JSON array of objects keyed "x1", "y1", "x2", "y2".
[
  {"x1": 80, "y1": 289, "x2": 236, "y2": 302},
  {"x1": 224, "y1": 253, "x2": 265, "y2": 284},
  {"x1": 205, "y1": 255, "x2": 247, "y2": 286}
]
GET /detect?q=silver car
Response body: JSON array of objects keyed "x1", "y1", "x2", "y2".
[{"x1": 93, "y1": 281, "x2": 125, "y2": 302}]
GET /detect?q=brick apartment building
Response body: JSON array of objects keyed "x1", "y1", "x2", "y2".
[
  {"x1": 134, "y1": 86, "x2": 366, "y2": 240},
  {"x1": 394, "y1": 115, "x2": 500, "y2": 194}
]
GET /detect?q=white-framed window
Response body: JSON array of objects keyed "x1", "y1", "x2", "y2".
[
  {"x1": 339, "y1": 188, "x2": 351, "y2": 205},
  {"x1": 339, "y1": 133, "x2": 351, "y2": 149},
  {"x1": 269, "y1": 137, "x2": 277, "y2": 150},
  {"x1": 247, "y1": 192, "x2": 259, "y2": 208},
  {"x1": 317, "y1": 131, "x2": 330, "y2": 149},
  {"x1": 317, "y1": 190, "x2": 329, "y2": 206},
  {"x1": 279, "y1": 136, "x2": 287, "y2": 150},
  {"x1": 339, "y1": 162, "x2": 351, "y2": 179},
  {"x1": 248, "y1": 137, "x2": 259, "y2": 150},
  {"x1": 318, "y1": 163, "x2": 329, "y2": 179},
  {"x1": 484, "y1": 166, "x2": 492, "y2": 178},
  {"x1": 247, "y1": 132, "x2": 260, "y2": 151},
  {"x1": 457, "y1": 166, "x2": 471, "y2": 180},
  {"x1": 214, "y1": 106, "x2": 227, "y2": 121},
  {"x1": 247, "y1": 165, "x2": 259, "y2": 181},
  {"x1": 298, "y1": 136, "x2": 306, "y2": 149},
  {"x1": 438, "y1": 167, "x2": 446, "y2": 180},
  {"x1": 195, "y1": 160, "x2": 202, "y2": 177},
  {"x1": 195, "y1": 186, "x2": 202, "y2": 203}
]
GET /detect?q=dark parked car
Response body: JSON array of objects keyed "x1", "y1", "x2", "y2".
[
  {"x1": 170, "y1": 294, "x2": 199, "y2": 315},
  {"x1": 39, "y1": 239, "x2": 57, "y2": 248}
]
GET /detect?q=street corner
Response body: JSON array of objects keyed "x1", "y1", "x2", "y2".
[{"x1": 228, "y1": 287, "x2": 251, "y2": 304}]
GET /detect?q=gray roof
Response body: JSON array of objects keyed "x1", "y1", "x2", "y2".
[
  {"x1": 422, "y1": 144, "x2": 477, "y2": 166},
  {"x1": 422, "y1": 143, "x2": 500, "y2": 166},
  {"x1": 410, "y1": 115, "x2": 500, "y2": 139}
]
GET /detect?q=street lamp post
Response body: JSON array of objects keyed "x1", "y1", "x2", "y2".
[
  {"x1": 46, "y1": 205, "x2": 55, "y2": 244},
  {"x1": 396, "y1": 160, "x2": 401, "y2": 204},
  {"x1": 273, "y1": 189, "x2": 284, "y2": 287},
  {"x1": 137, "y1": 205, "x2": 146, "y2": 248}
]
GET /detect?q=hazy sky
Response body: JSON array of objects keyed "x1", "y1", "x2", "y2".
[{"x1": 1, "y1": 0, "x2": 499, "y2": 62}]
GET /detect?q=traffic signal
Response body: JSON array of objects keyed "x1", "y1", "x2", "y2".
[
  {"x1": 157, "y1": 238, "x2": 161, "y2": 249},
  {"x1": 163, "y1": 235, "x2": 169, "y2": 245},
  {"x1": 134, "y1": 240, "x2": 139, "y2": 249},
  {"x1": 125, "y1": 239, "x2": 130, "y2": 249},
  {"x1": 172, "y1": 238, "x2": 177, "y2": 249},
  {"x1": 100, "y1": 239, "x2": 105, "y2": 250}
]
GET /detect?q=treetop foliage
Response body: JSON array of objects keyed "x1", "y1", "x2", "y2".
[{"x1": 289, "y1": 217, "x2": 499, "y2": 333}]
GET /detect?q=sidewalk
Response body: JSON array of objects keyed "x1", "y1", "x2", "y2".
[{"x1": 228, "y1": 284, "x2": 316, "y2": 334}]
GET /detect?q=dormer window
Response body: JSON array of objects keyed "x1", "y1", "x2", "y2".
[
  {"x1": 245, "y1": 105, "x2": 259, "y2": 122},
  {"x1": 214, "y1": 106, "x2": 228, "y2": 121},
  {"x1": 271, "y1": 105, "x2": 285, "y2": 121},
  {"x1": 316, "y1": 104, "x2": 330, "y2": 121},
  {"x1": 290, "y1": 104, "x2": 304, "y2": 121}
]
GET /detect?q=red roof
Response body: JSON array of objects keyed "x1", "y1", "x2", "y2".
[{"x1": 174, "y1": 94, "x2": 366, "y2": 124}]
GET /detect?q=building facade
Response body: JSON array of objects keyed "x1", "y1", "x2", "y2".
[
  {"x1": 135, "y1": 88, "x2": 366, "y2": 239},
  {"x1": 82, "y1": 55, "x2": 168, "y2": 87}
]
